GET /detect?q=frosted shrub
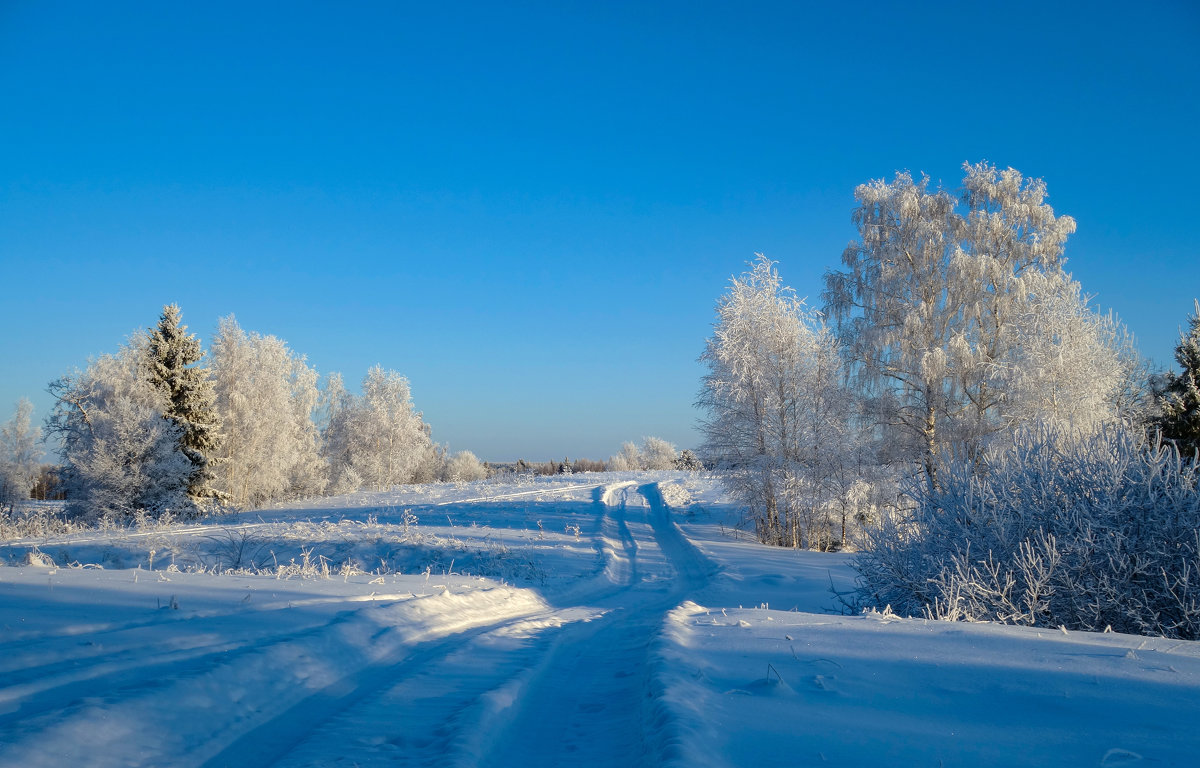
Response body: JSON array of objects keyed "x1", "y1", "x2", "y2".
[
  {"x1": 443, "y1": 450, "x2": 488, "y2": 483},
  {"x1": 608, "y1": 442, "x2": 642, "y2": 472},
  {"x1": 855, "y1": 424, "x2": 1200, "y2": 639},
  {"x1": 318, "y1": 366, "x2": 439, "y2": 493},
  {"x1": 640, "y1": 437, "x2": 678, "y2": 470},
  {"x1": 0, "y1": 503, "x2": 79, "y2": 540}
]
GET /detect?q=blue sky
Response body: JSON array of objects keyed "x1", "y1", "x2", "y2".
[{"x1": 2, "y1": 1, "x2": 1198, "y2": 461}]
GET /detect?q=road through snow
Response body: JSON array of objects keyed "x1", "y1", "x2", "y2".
[
  {"x1": 0, "y1": 481, "x2": 717, "y2": 768},
  {"x1": 477, "y1": 483, "x2": 717, "y2": 768},
  {"x1": 204, "y1": 481, "x2": 719, "y2": 768}
]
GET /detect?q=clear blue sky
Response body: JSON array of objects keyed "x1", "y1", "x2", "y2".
[{"x1": 2, "y1": 1, "x2": 1198, "y2": 461}]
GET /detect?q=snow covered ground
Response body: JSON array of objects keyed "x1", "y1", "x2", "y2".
[{"x1": 2, "y1": 472, "x2": 1198, "y2": 767}]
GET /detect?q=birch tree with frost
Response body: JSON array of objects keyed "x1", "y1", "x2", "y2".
[
  {"x1": 824, "y1": 162, "x2": 1131, "y2": 488},
  {"x1": 0, "y1": 399, "x2": 43, "y2": 513},
  {"x1": 699, "y1": 255, "x2": 855, "y2": 548},
  {"x1": 208, "y1": 316, "x2": 325, "y2": 508},
  {"x1": 321, "y1": 366, "x2": 438, "y2": 492}
]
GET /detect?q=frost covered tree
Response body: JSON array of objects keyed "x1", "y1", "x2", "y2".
[
  {"x1": 823, "y1": 170, "x2": 959, "y2": 488},
  {"x1": 145, "y1": 304, "x2": 220, "y2": 499},
  {"x1": 1157, "y1": 300, "x2": 1200, "y2": 458},
  {"x1": 0, "y1": 399, "x2": 43, "y2": 513},
  {"x1": 321, "y1": 366, "x2": 437, "y2": 492},
  {"x1": 608, "y1": 437, "x2": 679, "y2": 471},
  {"x1": 350, "y1": 365, "x2": 434, "y2": 489},
  {"x1": 824, "y1": 162, "x2": 1129, "y2": 488},
  {"x1": 608, "y1": 442, "x2": 642, "y2": 472},
  {"x1": 641, "y1": 437, "x2": 678, "y2": 470},
  {"x1": 208, "y1": 316, "x2": 325, "y2": 508},
  {"x1": 317, "y1": 372, "x2": 361, "y2": 494},
  {"x1": 674, "y1": 449, "x2": 703, "y2": 471},
  {"x1": 997, "y1": 270, "x2": 1138, "y2": 435},
  {"x1": 699, "y1": 255, "x2": 854, "y2": 548},
  {"x1": 47, "y1": 341, "x2": 194, "y2": 522},
  {"x1": 443, "y1": 450, "x2": 488, "y2": 482}
]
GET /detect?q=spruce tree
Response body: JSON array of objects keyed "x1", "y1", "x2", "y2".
[
  {"x1": 146, "y1": 304, "x2": 220, "y2": 499},
  {"x1": 1159, "y1": 300, "x2": 1200, "y2": 459},
  {"x1": 674, "y1": 449, "x2": 703, "y2": 471}
]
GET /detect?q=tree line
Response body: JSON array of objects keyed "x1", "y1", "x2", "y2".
[
  {"x1": 503, "y1": 438, "x2": 702, "y2": 476},
  {"x1": 1, "y1": 307, "x2": 490, "y2": 523},
  {"x1": 0, "y1": 315, "x2": 709, "y2": 520}
]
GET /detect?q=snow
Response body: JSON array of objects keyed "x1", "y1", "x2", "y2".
[
  {"x1": 1, "y1": 471, "x2": 1197, "y2": 766},
  {"x1": 656, "y1": 604, "x2": 1200, "y2": 767}
]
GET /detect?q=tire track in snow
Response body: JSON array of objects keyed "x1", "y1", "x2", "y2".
[
  {"x1": 0, "y1": 591, "x2": 390, "y2": 694},
  {"x1": 476, "y1": 482, "x2": 718, "y2": 768},
  {"x1": 224, "y1": 481, "x2": 695, "y2": 768},
  {"x1": 599, "y1": 482, "x2": 641, "y2": 586},
  {"x1": 0, "y1": 599, "x2": 403, "y2": 732},
  {"x1": 0, "y1": 482, "x2": 715, "y2": 768},
  {"x1": 194, "y1": 485, "x2": 636, "y2": 768},
  {"x1": 261, "y1": 610, "x2": 602, "y2": 768},
  {"x1": 198, "y1": 607, "x2": 597, "y2": 768},
  {"x1": 190, "y1": 484, "x2": 628, "y2": 768},
  {"x1": 0, "y1": 586, "x2": 546, "y2": 768}
]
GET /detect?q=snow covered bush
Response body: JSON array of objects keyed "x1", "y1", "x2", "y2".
[
  {"x1": 608, "y1": 442, "x2": 642, "y2": 472},
  {"x1": 855, "y1": 424, "x2": 1200, "y2": 639},
  {"x1": 606, "y1": 437, "x2": 680, "y2": 472},
  {"x1": 443, "y1": 450, "x2": 488, "y2": 483},
  {"x1": 640, "y1": 437, "x2": 678, "y2": 470}
]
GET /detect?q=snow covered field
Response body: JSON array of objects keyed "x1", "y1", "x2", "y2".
[{"x1": 2, "y1": 472, "x2": 1198, "y2": 767}]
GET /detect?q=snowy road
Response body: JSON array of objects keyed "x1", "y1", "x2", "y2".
[
  {"x1": 479, "y1": 483, "x2": 717, "y2": 768},
  {"x1": 198, "y1": 481, "x2": 718, "y2": 768},
  {"x1": 0, "y1": 481, "x2": 718, "y2": 768}
]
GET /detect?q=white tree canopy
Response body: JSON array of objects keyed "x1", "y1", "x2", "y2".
[
  {"x1": 48, "y1": 340, "x2": 193, "y2": 521},
  {"x1": 699, "y1": 255, "x2": 854, "y2": 548},
  {"x1": 0, "y1": 398, "x2": 43, "y2": 512},
  {"x1": 208, "y1": 316, "x2": 325, "y2": 508},
  {"x1": 824, "y1": 162, "x2": 1131, "y2": 487},
  {"x1": 321, "y1": 366, "x2": 438, "y2": 492}
]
